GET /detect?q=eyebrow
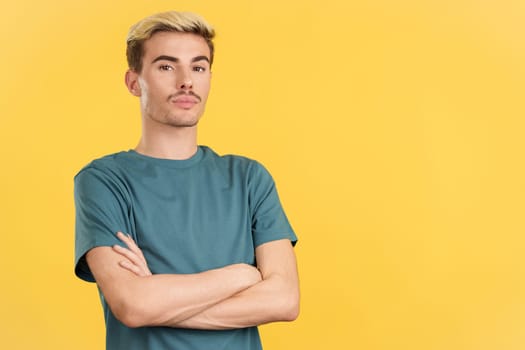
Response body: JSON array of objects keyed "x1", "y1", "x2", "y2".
[{"x1": 151, "y1": 55, "x2": 210, "y2": 64}]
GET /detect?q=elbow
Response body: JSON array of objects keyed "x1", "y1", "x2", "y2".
[
  {"x1": 287, "y1": 303, "x2": 300, "y2": 321},
  {"x1": 281, "y1": 295, "x2": 300, "y2": 321},
  {"x1": 111, "y1": 298, "x2": 151, "y2": 328},
  {"x1": 274, "y1": 290, "x2": 300, "y2": 322},
  {"x1": 117, "y1": 311, "x2": 146, "y2": 329},
  {"x1": 111, "y1": 291, "x2": 182, "y2": 328},
  {"x1": 267, "y1": 275, "x2": 300, "y2": 322}
]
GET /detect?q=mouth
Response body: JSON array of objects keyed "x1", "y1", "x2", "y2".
[
  {"x1": 170, "y1": 97, "x2": 199, "y2": 109},
  {"x1": 169, "y1": 92, "x2": 201, "y2": 109}
]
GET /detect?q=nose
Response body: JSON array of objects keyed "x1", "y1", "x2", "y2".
[
  {"x1": 179, "y1": 79, "x2": 193, "y2": 90},
  {"x1": 177, "y1": 70, "x2": 193, "y2": 90}
]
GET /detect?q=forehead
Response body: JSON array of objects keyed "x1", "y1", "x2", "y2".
[{"x1": 142, "y1": 31, "x2": 210, "y2": 61}]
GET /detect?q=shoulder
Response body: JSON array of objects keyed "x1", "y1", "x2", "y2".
[
  {"x1": 201, "y1": 146, "x2": 271, "y2": 179},
  {"x1": 75, "y1": 151, "x2": 129, "y2": 180},
  {"x1": 74, "y1": 152, "x2": 134, "y2": 198}
]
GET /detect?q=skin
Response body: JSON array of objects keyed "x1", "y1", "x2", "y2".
[
  {"x1": 86, "y1": 30, "x2": 300, "y2": 329},
  {"x1": 114, "y1": 233, "x2": 300, "y2": 329},
  {"x1": 86, "y1": 244, "x2": 263, "y2": 328},
  {"x1": 125, "y1": 31, "x2": 212, "y2": 159}
]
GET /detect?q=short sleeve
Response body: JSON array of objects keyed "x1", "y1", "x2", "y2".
[
  {"x1": 248, "y1": 162, "x2": 297, "y2": 247},
  {"x1": 74, "y1": 166, "x2": 132, "y2": 282}
]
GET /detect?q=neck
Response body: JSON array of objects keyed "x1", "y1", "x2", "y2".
[{"x1": 135, "y1": 123, "x2": 198, "y2": 160}]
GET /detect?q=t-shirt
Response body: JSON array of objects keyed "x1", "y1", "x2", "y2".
[{"x1": 74, "y1": 145, "x2": 297, "y2": 350}]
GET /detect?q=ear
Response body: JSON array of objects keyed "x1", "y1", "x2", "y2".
[{"x1": 125, "y1": 69, "x2": 142, "y2": 96}]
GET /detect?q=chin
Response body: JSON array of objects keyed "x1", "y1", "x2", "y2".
[{"x1": 166, "y1": 118, "x2": 200, "y2": 128}]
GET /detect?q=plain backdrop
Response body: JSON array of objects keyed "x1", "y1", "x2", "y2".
[{"x1": 1, "y1": 1, "x2": 524, "y2": 349}]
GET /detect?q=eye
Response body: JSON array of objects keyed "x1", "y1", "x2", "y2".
[
  {"x1": 193, "y1": 66, "x2": 206, "y2": 72},
  {"x1": 159, "y1": 65, "x2": 173, "y2": 71}
]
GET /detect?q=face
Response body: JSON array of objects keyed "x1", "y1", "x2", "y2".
[{"x1": 126, "y1": 31, "x2": 211, "y2": 129}]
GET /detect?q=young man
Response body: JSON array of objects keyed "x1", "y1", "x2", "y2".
[{"x1": 74, "y1": 11, "x2": 299, "y2": 350}]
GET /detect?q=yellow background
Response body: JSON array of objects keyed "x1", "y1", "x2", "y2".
[{"x1": 1, "y1": 0, "x2": 524, "y2": 349}]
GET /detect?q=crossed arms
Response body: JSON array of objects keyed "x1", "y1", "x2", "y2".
[{"x1": 86, "y1": 233, "x2": 299, "y2": 329}]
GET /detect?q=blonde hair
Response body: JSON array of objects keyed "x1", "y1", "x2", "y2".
[{"x1": 126, "y1": 11, "x2": 215, "y2": 72}]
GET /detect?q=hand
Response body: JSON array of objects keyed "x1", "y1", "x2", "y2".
[
  {"x1": 227, "y1": 263, "x2": 262, "y2": 287},
  {"x1": 113, "y1": 232, "x2": 152, "y2": 277}
]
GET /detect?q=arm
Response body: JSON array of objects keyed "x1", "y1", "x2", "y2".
[
  {"x1": 116, "y1": 237, "x2": 300, "y2": 329},
  {"x1": 86, "y1": 232, "x2": 262, "y2": 328},
  {"x1": 176, "y1": 238, "x2": 300, "y2": 329}
]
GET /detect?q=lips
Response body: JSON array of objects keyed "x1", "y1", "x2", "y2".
[{"x1": 171, "y1": 97, "x2": 199, "y2": 109}]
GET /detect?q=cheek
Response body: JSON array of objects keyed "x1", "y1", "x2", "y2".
[
  {"x1": 140, "y1": 86, "x2": 162, "y2": 111},
  {"x1": 144, "y1": 83, "x2": 166, "y2": 103},
  {"x1": 198, "y1": 79, "x2": 211, "y2": 97}
]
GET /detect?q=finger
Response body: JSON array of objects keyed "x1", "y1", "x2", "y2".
[
  {"x1": 113, "y1": 245, "x2": 152, "y2": 276},
  {"x1": 116, "y1": 232, "x2": 145, "y2": 258},
  {"x1": 114, "y1": 232, "x2": 152, "y2": 276},
  {"x1": 116, "y1": 231, "x2": 136, "y2": 248},
  {"x1": 118, "y1": 260, "x2": 146, "y2": 277},
  {"x1": 113, "y1": 244, "x2": 145, "y2": 268},
  {"x1": 126, "y1": 234, "x2": 147, "y2": 260}
]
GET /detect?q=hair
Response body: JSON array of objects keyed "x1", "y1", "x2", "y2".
[{"x1": 126, "y1": 11, "x2": 215, "y2": 72}]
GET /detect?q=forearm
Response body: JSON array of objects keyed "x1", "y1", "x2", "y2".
[
  {"x1": 100, "y1": 236, "x2": 298, "y2": 330},
  {"x1": 122, "y1": 265, "x2": 259, "y2": 327},
  {"x1": 174, "y1": 272, "x2": 300, "y2": 330},
  {"x1": 86, "y1": 246, "x2": 260, "y2": 328}
]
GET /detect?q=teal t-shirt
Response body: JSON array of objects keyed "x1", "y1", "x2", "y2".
[{"x1": 74, "y1": 146, "x2": 296, "y2": 350}]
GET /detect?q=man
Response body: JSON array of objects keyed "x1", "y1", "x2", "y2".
[{"x1": 74, "y1": 11, "x2": 299, "y2": 350}]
